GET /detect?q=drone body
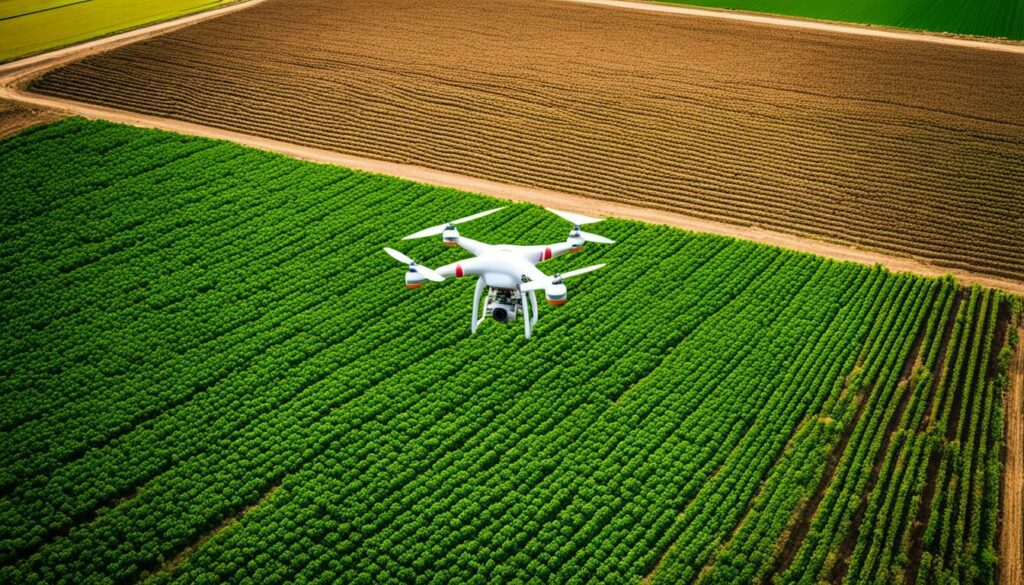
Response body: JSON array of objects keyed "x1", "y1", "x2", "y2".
[{"x1": 384, "y1": 208, "x2": 613, "y2": 339}]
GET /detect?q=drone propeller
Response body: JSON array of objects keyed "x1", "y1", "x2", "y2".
[
  {"x1": 402, "y1": 207, "x2": 505, "y2": 240},
  {"x1": 383, "y1": 247, "x2": 444, "y2": 282},
  {"x1": 546, "y1": 208, "x2": 603, "y2": 226},
  {"x1": 578, "y1": 231, "x2": 614, "y2": 244},
  {"x1": 521, "y1": 263, "x2": 607, "y2": 292},
  {"x1": 546, "y1": 208, "x2": 615, "y2": 244}
]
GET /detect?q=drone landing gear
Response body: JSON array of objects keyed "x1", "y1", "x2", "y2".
[
  {"x1": 522, "y1": 289, "x2": 538, "y2": 339},
  {"x1": 472, "y1": 278, "x2": 486, "y2": 334}
]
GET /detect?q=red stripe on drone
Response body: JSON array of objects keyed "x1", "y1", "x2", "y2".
[
  {"x1": 455, "y1": 264, "x2": 464, "y2": 278},
  {"x1": 544, "y1": 247, "x2": 552, "y2": 261}
]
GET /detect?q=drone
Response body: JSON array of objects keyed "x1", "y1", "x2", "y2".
[{"x1": 384, "y1": 207, "x2": 614, "y2": 339}]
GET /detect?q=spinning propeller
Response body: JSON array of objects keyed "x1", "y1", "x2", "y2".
[
  {"x1": 546, "y1": 208, "x2": 615, "y2": 244},
  {"x1": 402, "y1": 207, "x2": 505, "y2": 240},
  {"x1": 383, "y1": 247, "x2": 444, "y2": 282}
]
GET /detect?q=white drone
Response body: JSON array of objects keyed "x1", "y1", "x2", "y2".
[{"x1": 384, "y1": 207, "x2": 614, "y2": 339}]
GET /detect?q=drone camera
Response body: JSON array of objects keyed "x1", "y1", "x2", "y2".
[{"x1": 486, "y1": 288, "x2": 520, "y2": 322}]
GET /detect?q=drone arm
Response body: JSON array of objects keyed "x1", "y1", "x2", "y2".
[
  {"x1": 455, "y1": 236, "x2": 493, "y2": 257},
  {"x1": 435, "y1": 256, "x2": 487, "y2": 279},
  {"x1": 519, "y1": 241, "x2": 577, "y2": 264},
  {"x1": 544, "y1": 241, "x2": 578, "y2": 262},
  {"x1": 471, "y1": 277, "x2": 486, "y2": 334}
]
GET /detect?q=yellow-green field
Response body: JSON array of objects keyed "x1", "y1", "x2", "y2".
[{"x1": 0, "y1": 0, "x2": 239, "y2": 62}]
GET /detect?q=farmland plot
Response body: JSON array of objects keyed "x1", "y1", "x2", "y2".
[
  {"x1": 0, "y1": 0, "x2": 243, "y2": 62},
  {"x1": 0, "y1": 120, "x2": 1018, "y2": 583},
  {"x1": 29, "y1": 0, "x2": 1024, "y2": 283},
  {"x1": 658, "y1": 0, "x2": 1024, "y2": 40}
]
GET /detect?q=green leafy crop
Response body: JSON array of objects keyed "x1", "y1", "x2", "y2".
[{"x1": 0, "y1": 119, "x2": 1013, "y2": 584}]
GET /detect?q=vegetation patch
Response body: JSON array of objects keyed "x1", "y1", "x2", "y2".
[{"x1": 0, "y1": 120, "x2": 1015, "y2": 583}]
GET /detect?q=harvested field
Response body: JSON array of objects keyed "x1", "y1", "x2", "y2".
[{"x1": 29, "y1": 0, "x2": 1024, "y2": 283}]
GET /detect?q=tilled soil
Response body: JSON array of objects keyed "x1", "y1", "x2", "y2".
[{"x1": 30, "y1": 0, "x2": 1024, "y2": 280}]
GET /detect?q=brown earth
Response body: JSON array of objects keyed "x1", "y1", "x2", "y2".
[
  {"x1": 0, "y1": 99, "x2": 59, "y2": 138},
  {"x1": 25, "y1": 0, "x2": 1024, "y2": 282}
]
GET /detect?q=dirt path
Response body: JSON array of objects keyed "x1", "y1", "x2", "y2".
[
  {"x1": 2, "y1": 80, "x2": 1023, "y2": 296},
  {"x1": 558, "y1": 0, "x2": 1024, "y2": 54},
  {"x1": 0, "y1": 98, "x2": 61, "y2": 138},
  {"x1": 1005, "y1": 326, "x2": 1024, "y2": 585}
]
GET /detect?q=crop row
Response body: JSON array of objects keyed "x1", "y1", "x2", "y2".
[{"x1": 0, "y1": 120, "x2": 1016, "y2": 583}]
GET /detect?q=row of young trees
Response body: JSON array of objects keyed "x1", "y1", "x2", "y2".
[{"x1": 1, "y1": 120, "x2": 1016, "y2": 584}]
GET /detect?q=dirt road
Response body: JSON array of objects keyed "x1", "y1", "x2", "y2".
[
  {"x1": 4, "y1": 81, "x2": 1024, "y2": 296},
  {"x1": 1006, "y1": 327, "x2": 1024, "y2": 585},
  {"x1": 0, "y1": 98, "x2": 60, "y2": 138},
  {"x1": 559, "y1": 0, "x2": 1024, "y2": 53}
]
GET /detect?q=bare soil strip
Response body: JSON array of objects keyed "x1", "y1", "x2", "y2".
[
  {"x1": 774, "y1": 378, "x2": 872, "y2": 575},
  {"x1": 828, "y1": 318, "x2": 930, "y2": 581},
  {"x1": 904, "y1": 291, "x2": 964, "y2": 584},
  {"x1": 1004, "y1": 327, "x2": 1024, "y2": 585}
]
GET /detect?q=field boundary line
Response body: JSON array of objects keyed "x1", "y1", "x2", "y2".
[
  {"x1": 0, "y1": 0, "x2": 269, "y2": 77},
  {"x1": 3, "y1": 82, "x2": 1024, "y2": 297},
  {"x1": 1, "y1": 0, "x2": 1023, "y2": 295},
  {"x1": 1004, "y1": 326, "x2": 1024, "y2": 585},
  {"x1": 556, "y1": 0, "x2": 1024, "y2": 54}
]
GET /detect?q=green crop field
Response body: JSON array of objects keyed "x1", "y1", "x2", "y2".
[
  {"x1": 660, "y1": 0, "x2": 1024, "y2": 40},
  {"x1": 1, "y1": 119, "x2": 1019, "y2": 584},
  {"x1": 0, "y1": 0, "x2": 239, "y2": 63}
]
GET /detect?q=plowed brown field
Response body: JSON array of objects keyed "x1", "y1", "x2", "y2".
[{"x1": 29, "y1": 0, "x2": 1024, "y2": 281}]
